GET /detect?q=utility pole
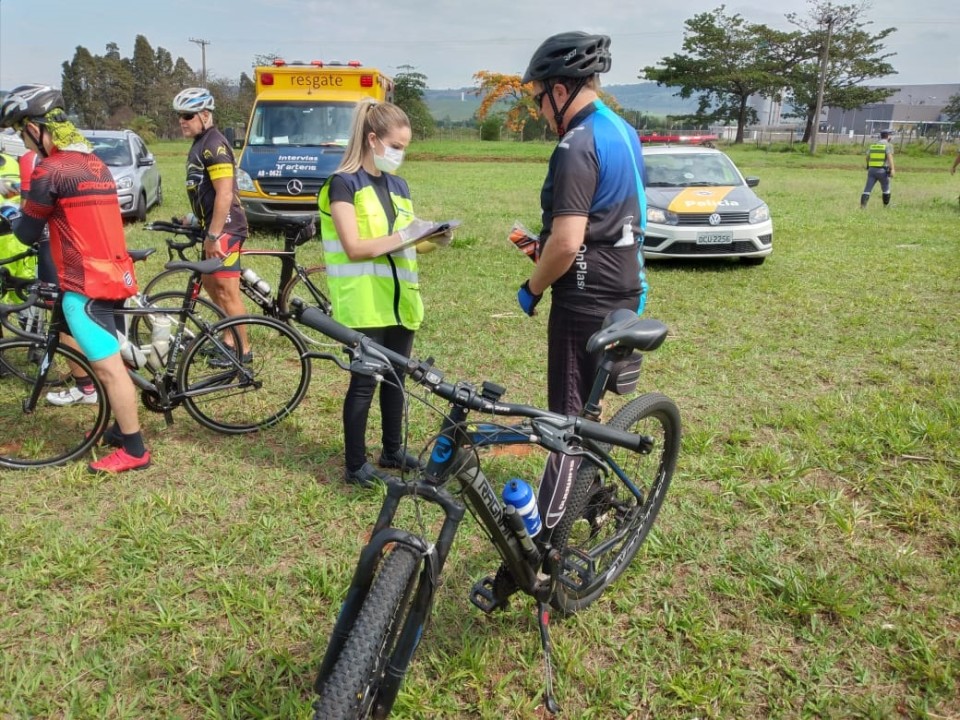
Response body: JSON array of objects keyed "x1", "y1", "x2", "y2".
[
  {"x1": 188, "y1": 37, "x2": 211, "y2": 86},
  {"x1": 808, "y1": 14, "x2": 835, "y2": 155}
]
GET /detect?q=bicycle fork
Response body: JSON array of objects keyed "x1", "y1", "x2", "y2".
[{"x1": 314, "y1": 478, "x2": 465, "y2": 716}]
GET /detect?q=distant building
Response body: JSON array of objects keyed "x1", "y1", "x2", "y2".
[{"x1": 823, "y1": 83, "x2": 959, "y2": 135}]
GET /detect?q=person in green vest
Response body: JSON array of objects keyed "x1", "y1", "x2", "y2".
[
  {"x1": 318, "y1": 99, "x2": 445, "y2": 488},
  {"x1": 0, "y1": 151, "x2": 38, "y2": 306},
  {"x1": 861, "y1": 129, "x2": 895, "y2": 208}
]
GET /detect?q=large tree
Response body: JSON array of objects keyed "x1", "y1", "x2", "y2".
[
  {"x1": 392, "y1": 66, "x2": 435, "y2": 140},
  {"x1": 642, "y1": 6, "x2": 805, "y2": 143},
  {"x1": 784, "y1": 1, "x2": 897, "y2": 142}
]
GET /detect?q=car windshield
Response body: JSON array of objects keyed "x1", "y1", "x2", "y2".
[
  {"x1": 247, "y1": 101, "x2": 355, "y2": 147},
  {"x1": 644, "y1": 152, "x2": 742, "y2": 188},
  {"x1": 88, "y1": 138, "x2": 132, "y2": 167}
]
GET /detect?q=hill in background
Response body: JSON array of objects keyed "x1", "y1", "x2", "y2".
[{"x1": 425, "y1": 82, "x2": 698, "y2": 123}]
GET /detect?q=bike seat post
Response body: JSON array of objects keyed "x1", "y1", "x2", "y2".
[{"x1": 582, "y1": 352, "x2": 616, "y2": 421}]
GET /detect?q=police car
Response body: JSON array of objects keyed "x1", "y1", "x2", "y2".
[{"x1": 642, "y1": 145, "x2": 772, "y2": 265}]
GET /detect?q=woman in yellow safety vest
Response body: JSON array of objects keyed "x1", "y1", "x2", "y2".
[{"x1": 318, "y1": 99, "x2": 443, "y2": 488}]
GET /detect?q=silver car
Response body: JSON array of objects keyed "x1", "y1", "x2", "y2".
[{"x1": 82, "y1": 129, "x2": 163, "y2": 221}]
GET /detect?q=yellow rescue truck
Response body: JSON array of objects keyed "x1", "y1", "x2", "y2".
[{"x1": 234, "y1": 59, "x2": 394, "y2": 227}]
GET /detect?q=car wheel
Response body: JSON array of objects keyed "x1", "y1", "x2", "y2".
[
  {"x1": 135, "y1": 192, "x2": 147, "y2": 222},
  {"x1": 155, "y1": 179, "x2": 163, "y2": 208},
  {"x1": 741, "y1": 256, "x2": 766, "y2": 266}
]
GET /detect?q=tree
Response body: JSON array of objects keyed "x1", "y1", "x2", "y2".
[
  {"x1": 473, "y1": 71, "x2": 538, "y2": 137},
  {"x1": 60, "y1": 37, "x2": 194, "y2": 136},
  {"x1": 642, "y1": 6, "x2": 804, "y2": 143},
  {"x1": 944, "y1": 93, "x2": 960, "y2": 129},
  {"x1": 784, "y1": 1, "x2": 898, "y2": 142},
  {"x1": 393, "y1": 66, "x2": 435, "y2": 140}
]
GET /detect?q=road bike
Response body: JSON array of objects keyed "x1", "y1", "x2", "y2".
[
  {"x1": 0, "y1": 254, "x2": 312, "y2": 469},
  {"x1": 292, "y1": 301, "x2": 681, "y2": 718},
  {"x1": 140, "y1": 217, "x2": 332, "y2": 347}
]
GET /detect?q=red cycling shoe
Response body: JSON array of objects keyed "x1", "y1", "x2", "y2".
[{"x1": 88, "y1": 448, "x2": 152, "y2": 474}]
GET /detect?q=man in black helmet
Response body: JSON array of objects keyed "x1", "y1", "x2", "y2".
[{"x1": 517, "y1": 32, "x2": 648, "y2": 537}]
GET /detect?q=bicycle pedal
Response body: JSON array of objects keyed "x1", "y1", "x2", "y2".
[
  {"x1": 556, "y1": 547, "x2": 594, "y2": 592},
  {"x1": 469, "y1": 575, "x2": 509, "y2": 614}
]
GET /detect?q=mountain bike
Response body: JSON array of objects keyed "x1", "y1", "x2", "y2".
[
  {"x1": 0, "y1": 255, "x2": 311, "y2": 469},
  {"x1": 140, "y1": 217, "x2": 332, "y2": 347},
  {"x1": 292, "y1": 301, "x2": 681, "y2": 718}
]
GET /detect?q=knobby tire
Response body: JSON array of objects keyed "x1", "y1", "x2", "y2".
[{"x1": 313, "y1": 546, "x2": 421, "y2": 720}]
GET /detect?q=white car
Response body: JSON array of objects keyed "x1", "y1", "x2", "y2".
[
  {"x1": 642, "y1": 145, "x2": 772, "y2": 265},
  {"x1": 0, "y1": 129, "x2": 27, "y2": 157}
]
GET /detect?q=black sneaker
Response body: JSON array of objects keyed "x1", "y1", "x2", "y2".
[
  {"x1": 207, "y1": 350, "x2": 254, "y2": 369},
  {"x1": 378, "y1": 448, "x2": 423, "y2": 472},
  {"x1": 344, "y1": 462, "x2": 394, "y2": 489}
]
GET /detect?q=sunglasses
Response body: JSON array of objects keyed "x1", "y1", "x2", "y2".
[
  {"x1": 533, "y1": 86, "x2": 553, "y2": 107},
  {"x1": 178, "y1": 112, "x2": 197, "y2": 121}
]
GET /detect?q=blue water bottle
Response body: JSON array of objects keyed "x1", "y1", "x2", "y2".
[{"x1": 503, "y1": 478, "x2": 542, "y2": 538}]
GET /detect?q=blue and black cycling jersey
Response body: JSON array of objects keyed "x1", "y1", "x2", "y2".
[{"x1": 539, "y1": 100, "x2": 647, "y2": 317}]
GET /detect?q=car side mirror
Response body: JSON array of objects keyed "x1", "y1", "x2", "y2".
[
  {"x1": 138, "y1": 155, "x2": 155, "y2": 167},
  {"x1": 745, "y1": 176, "x2": 760, "y2": 187}
]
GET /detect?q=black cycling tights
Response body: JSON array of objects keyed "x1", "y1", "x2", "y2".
[{"x1": 342, "y1": 325, "x2": 415, "y2": 472}]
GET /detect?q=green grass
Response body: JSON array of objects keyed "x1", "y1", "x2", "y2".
[{"x1": 1, "y1": 138, "x2": 959, "y2": 718}]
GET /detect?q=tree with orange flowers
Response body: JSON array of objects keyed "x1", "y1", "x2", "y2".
[{"x1": 473, "y1": 71, "x2": 538, "y2": 135}]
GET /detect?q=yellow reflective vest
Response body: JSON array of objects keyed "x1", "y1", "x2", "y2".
[
  {"x1": 318, "y1": 169, "x2": 423, "y2": 330},
  {"x1": 0, "y1": 152, "x2": 35, "y2": 304},
  {"x1": 867, "y1": 142, "x2": 889, "y2": 169}
]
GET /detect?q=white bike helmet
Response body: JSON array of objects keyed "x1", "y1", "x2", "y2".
[{"x1": 172, "y1": 87, "x2": 216, "y2": 113}]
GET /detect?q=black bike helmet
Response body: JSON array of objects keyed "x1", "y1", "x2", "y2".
[
  {"x1": 522, "y1": 32, "x2": 612, "y2": 84},
  {"x1": 0, "y1": 84, "x2": 66, "y2": 128}
]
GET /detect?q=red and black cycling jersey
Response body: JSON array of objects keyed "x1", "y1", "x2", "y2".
[
  {"x1": 186, "y1": 126, "x2": 247, "y2": 238},
  {"x1": 16, "y1": 147, "x2": 136, "y2": 300}
]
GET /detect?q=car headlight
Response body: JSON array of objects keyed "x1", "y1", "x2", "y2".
[
  {"x1": 115, "y1": 176, "x2": 133, "y2": 190},
  {"x1": 749, "y1": 204, "x2": 770, "y2": 223},
  {"x1": 236, "y1": 168, "x2": 255, "y2": 192},
  {"x1": 646, "y1": 206, "x2": 678, "y2": 225}
]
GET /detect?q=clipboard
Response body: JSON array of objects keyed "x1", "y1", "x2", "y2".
[{"x1": 378, "y1": 219, "x2": 461, "y2": 255}]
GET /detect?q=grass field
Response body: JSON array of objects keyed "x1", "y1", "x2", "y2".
[{"x1": 1, "y1": 138, "x2": 958, "y2": 719}]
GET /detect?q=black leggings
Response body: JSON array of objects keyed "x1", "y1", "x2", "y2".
[{"x1": 342, "y1": 325, "x2": 415, "y2": 472}]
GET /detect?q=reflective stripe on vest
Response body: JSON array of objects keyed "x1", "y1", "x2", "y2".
[
  {"x1": 318, "y1": 171, "x2": 423, "y2": 330},
  {"x1": 867, "y1": 143, "x2": 888, "y2": 168}
]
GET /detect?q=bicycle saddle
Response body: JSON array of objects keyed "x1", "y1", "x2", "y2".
[
  {"x1": 585, "y1": 309, "x2": 668, "y2": 354},
  {"x1": 128, "y1": 248, "x2": 156, "y2": 263}
]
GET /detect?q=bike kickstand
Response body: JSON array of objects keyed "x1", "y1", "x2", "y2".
[{"x1": 536, "y1": 600, "x2": 561, "y2": 715}]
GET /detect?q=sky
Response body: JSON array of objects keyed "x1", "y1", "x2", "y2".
[{"x1": 1, "y1": 0, "x2": 957, "y2": 94}]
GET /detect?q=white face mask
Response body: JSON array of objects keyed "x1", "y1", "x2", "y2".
[{"x1": 373, "y1": 136, "x2": 404, "y2": 173}]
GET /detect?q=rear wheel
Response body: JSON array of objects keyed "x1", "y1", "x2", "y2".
[
  {"x1": 313, "y1": 546, "x2": 421, "y2": 720},
  {"x1": 0, "y1": 341, "x2": 110, "y2": 468},
  {"x1": 141, "y1": 268, "x2": 196, "y2": 300},
  {"x1": 127, "y1": 291, "x2": 225, "y2": 351},
  {"x1": 179, "y1": 315, "x2": 310, "y2": 433},
  {"x1": 278, "y1": 266, "x2": 334, "y2": 347},
  {"x1": 550, "y1": 392, "x2": 680, "y2": 613}
]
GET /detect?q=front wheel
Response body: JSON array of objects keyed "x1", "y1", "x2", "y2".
[
  {"x1": 313, "y1": 546, "x2": 421, "y2": 720},
  {"x1": 0, "y1": 340, "x2": 110, "y2": 468},
  {"x1": 178, "y1": 315, "x2": 310, "y2": 433},
  {"x1": 550, "y1": 392, "x2": 680, "y2": 613}
]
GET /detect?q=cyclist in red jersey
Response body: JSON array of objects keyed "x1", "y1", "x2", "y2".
[
  {"x1": 173, "y1": 88, "x2": 250, "y2": 362},
  {"x1": 0, "y1": 84, "x2": 151, "y2": 473}
]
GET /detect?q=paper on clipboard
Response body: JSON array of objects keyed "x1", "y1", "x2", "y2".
[{"x1": 379, "y1": 219, "x2": 462, "y2": 255}]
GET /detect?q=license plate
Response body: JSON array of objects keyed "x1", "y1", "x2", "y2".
[{"x1": 696, "y1": 232, "x2": 733, "y2": 245}]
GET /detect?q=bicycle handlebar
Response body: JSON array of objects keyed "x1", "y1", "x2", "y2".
[{"x1": 294, "y1": 302, "x2": 649, "y2": 453}]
